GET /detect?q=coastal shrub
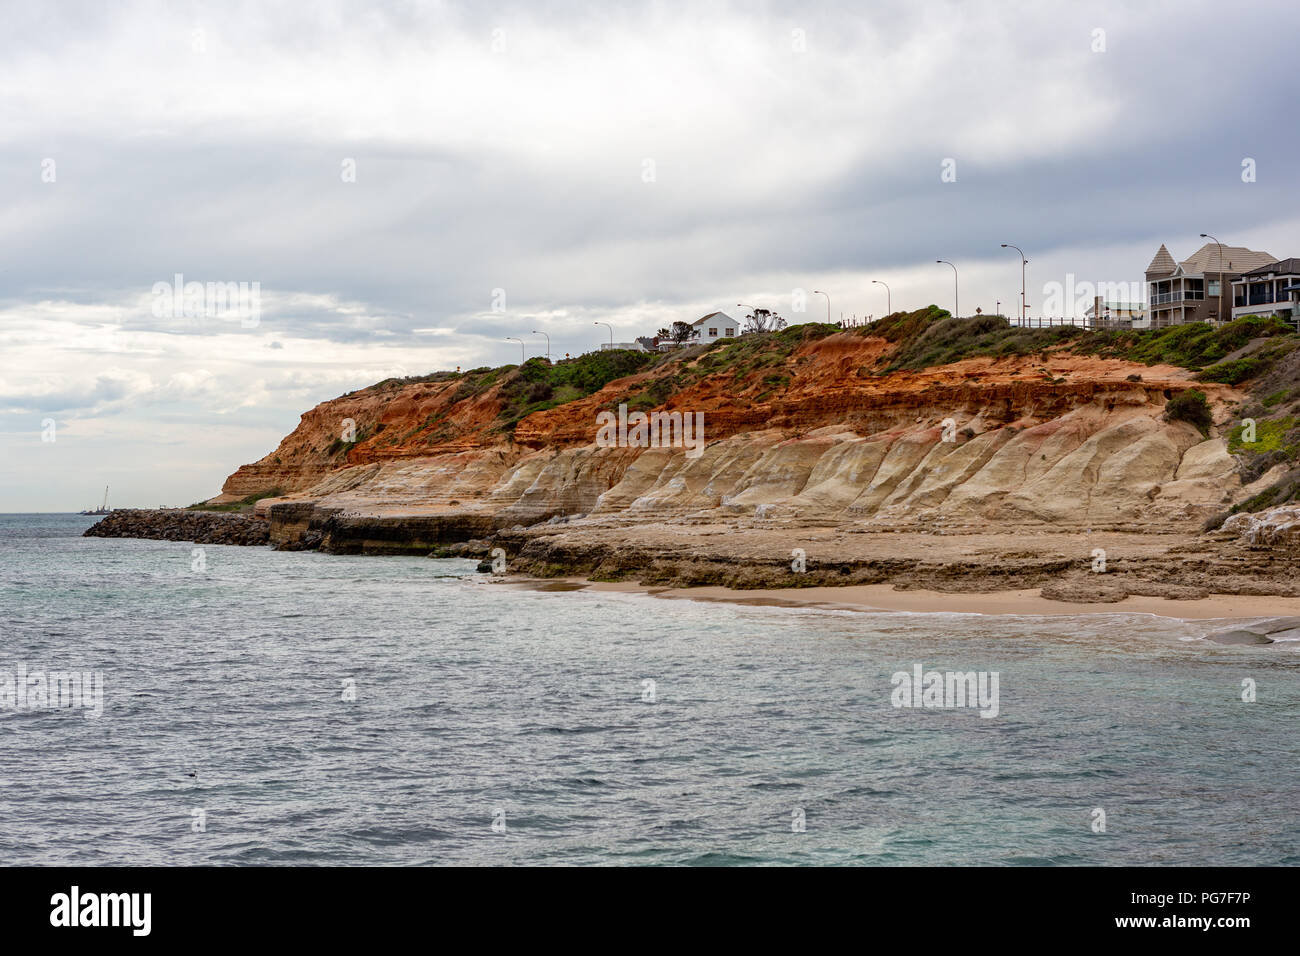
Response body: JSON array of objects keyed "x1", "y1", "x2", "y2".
[
  {"x1": 1231, "y1": 469, "x2": 1300, "y2": 514},
  {"x1": 879, "y1": 310, "x2": 1083, "y2": 372},
  {"x1": 327, "y1": 426, "x2": 370, "y2": 457},
  {"x1": 1163, "y1": 389, "x2": 1212, "y2": 432},
  {"x1": 773, "y1": 322, "x2": 840, "y2": 345},
  {"x1": 1228, "y1": 416, "x2": 1297, "y2": 455},
  {"x1": 488, "y1": 350, "x2": 658, "y2": 433},
  {"x1": 867, "y1": 305, "x2": 950, "y2": 343},
  {"x1": 516, "y1": 350, "x2": 654, "y2": 395},
  {"x1": 622, "y1": 377, "x2": 675, "y2": 411},
  {"x1": 372, "y1": 371, "x2": 460, "y2": 389},
  {"x1": 1238, "y1": 449, "x2": 1290, "y2": 485},
  {"x1": 645, "y1": 322, "x2": 831, "y2": 391},
  {"x1": 1197, "y1": 358, "x2": 1265, "y2": 384},
  {"x1": 448, "y1": 367, "x2": 501, "y2": 404},
  {"x1": 523, "y1": 380, "x2": 553, "y2": 403},
  {"x1": 1078, "y1": 315, "x2": 1296, "y2": 371},
  {"x1": 550, "y1": 384, "x2": 584, "y2": 404}
]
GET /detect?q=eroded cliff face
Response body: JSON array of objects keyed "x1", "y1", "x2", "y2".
[
  {"x1": 211, "y1": 330, "x2": 1251, "y2": 553},
  {"x1": 218, "y1": 369, "x2": 540, "y2": 499}
]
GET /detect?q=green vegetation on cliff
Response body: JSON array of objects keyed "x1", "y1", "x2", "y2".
[
  {"x1": 1228, "y1": 416, "x2": 1298, "y2": 456},
  {"x1": 1163, "y1": 388, "x2": 1213, "y2": 434},
  {"x1": 1202, "y1": 323, "x2": 1300, "y2": 515},
  {"x1": 606, "y1": 321, "x2": 842, "y2": 410},
  {"x1": 868, "y1": 307, "x2": 1084, "y2": 372},
  {"x1": 1076, "y1": 314, "x2": 1296, "y2": 376},
  {"x1": 497, "y1": 351, "x2": 657, "y2": 431}
]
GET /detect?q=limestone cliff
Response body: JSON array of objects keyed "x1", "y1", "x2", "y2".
[{"x1": 203, "y1": 311, "x2": 1282, "y2": 554}]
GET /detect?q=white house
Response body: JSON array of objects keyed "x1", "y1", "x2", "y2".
[
  {"x1": 691, "y1": 311, "x2": 740, "y2": 341},
  {"x1": 1231, "y1": 258, "x2": 1300, "y2": 326}
]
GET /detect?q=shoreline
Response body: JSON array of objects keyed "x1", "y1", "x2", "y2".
[
  {"x1": 504, "y1": 576, "x2": 1300, "y2": 622},
  {"x1": 80, "y1": 510, "x2": 1300, "y2": 624}
]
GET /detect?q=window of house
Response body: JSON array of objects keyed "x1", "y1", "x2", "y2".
[
  {"x1": 724, "y1": 328, "x2": 735, "y2": 336},
  {"x1": 1208, "y1": 280, "x2": 1220, "y2": 296},
  {"x1": 708, "y1": 327, "x2": 718, "y2": 337}
]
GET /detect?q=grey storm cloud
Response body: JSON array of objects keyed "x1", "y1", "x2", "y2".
[
  {"x1": 2, "y1": 0, "x2": 1298, "y2": 510},
  {"x1": 0, "y1": 0, "x2": 1293, "y2": 343}
]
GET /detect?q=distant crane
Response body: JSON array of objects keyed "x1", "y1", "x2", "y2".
[{"x1": 81, "y1": 485, "x2": 110, "y2": 516}]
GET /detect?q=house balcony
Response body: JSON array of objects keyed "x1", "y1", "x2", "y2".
[
  {"x1": 1234, "y1": 293, "x2": 1278, "y2": 307},
  {"x1": 1150, "y1": 290, "x2": 1205, "y2": 306}
]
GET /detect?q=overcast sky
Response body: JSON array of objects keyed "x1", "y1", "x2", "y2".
[{"x1": 3, "y1": 0, "x2": 1298, "y2": 510}]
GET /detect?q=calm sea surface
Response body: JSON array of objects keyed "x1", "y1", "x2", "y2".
[{"x1": 1, "y1": 513, "x2": 1296, "y2": 865}]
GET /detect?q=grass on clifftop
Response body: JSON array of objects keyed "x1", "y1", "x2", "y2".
[
  {"x1": 495, "y1": 351, "x2": 658, "y2": 432},
  {"x1": 606, "y1": 322, "x2": 843, "y2": 410},
  {"x1": 865, "y1": 308, "x2": 1299, "y2": 382},
  {"x1": 1076, "y1": 314, "x2": 1297, "y2": 377},
  {"x1": 869, "y1": 307, "x2": 1085, "y2": 372}
]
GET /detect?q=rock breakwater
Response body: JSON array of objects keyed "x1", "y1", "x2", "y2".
[{"x1": 83, "y1": 509, "x2": 270, "y2": 546}]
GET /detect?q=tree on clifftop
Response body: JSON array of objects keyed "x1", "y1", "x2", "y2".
[
  {"x1": 742, "y1": 308, "x2": 786, "y2": 334},
  {"x1": 656, "y1": 321, "x2": 699, "y2": 345}
]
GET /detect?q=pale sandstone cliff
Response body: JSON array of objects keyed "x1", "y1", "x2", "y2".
[
  {"x1": 88, "y1": 314, "x2": 1300, "y2": 598},
  {"x1": 190, "y1": 322, "x2": 1275, "y2": 559},
  {"x1": 234, "y1": 383, "x2": 1245, "y2": 553}
]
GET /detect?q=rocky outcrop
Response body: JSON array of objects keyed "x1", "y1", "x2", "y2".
[
  {"x1": 478, "y1": 521, "x2": 1300, "y2": 599},
  {"x1": 1206, "y1": 617, "x2": 1300, "y2": 645},
  {"x1": 1221, "y1": 506, "x2": 1300, "y2": 546},
  {"x1": 266, "y1": 503, "x2": 507, "y2": 555},
  {"x1": 83, "y1": 509, "x2": 270, "y2": 545}
]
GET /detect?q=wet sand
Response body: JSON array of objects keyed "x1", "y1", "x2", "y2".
[{"x1": 506, "y1": 577, "x2": 1300, "y2": 621}]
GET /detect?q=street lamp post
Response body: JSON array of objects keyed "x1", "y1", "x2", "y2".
[
  {"x1": 505, "y1": 336, "x2": 525, "y2": 364},
  {"x1": 812, "y1": 290, "x2": 831, "y2": 324},
  {"x1": 1200, "y1": 233, "x2": 1225, "y2": 324},
  {"x1": 1000, "y1": 243, "x2": 1028, "y2": 326},
  {"x1": 936, "y1": 260, "x2": 959, "y2": 320},
  {"x1": 594, "y1": 321, "x2": 614, "y2": 348},
  {"x1": 531, "y1": 330, "x2": 550, "y2": 361},
  {"x1": 871, "y1": 279, "x2": 890, "y2": 316}
]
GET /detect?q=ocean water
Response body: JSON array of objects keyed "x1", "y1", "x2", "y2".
[{"x1": 1, "y1": 512, "x2": 1297, "y2": 866}]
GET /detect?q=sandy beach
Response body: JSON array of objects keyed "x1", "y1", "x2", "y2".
[{"x1": 510, "y1": 576, "x2": 1300, "y2": 621}]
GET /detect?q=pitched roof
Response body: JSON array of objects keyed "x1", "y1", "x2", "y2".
[
  {"x1": 1178, "y1": 243, "x2": 1276, "y2": 275},
  {"x1": 690, "y1": 311, "x2": 735, "y2": 326},
  {"x1": 1146, "y1": 244, "x2": 1176, "y2": 275},
  {"x1": 1239, "y1": 257, "x2": 1300, "y2": 277}
]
